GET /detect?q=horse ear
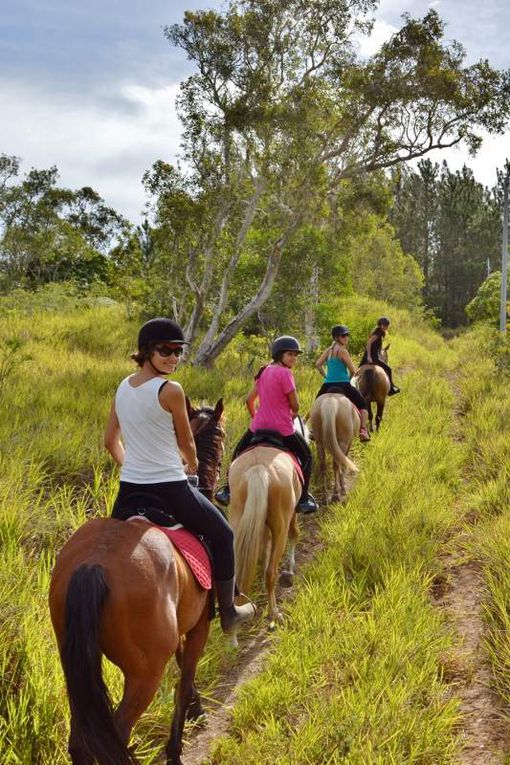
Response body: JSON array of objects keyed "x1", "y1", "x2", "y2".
[
  {"x1": 213, "y1": 398, "x2": 224, "y2": 420},
  {"x1": 185, "y1": 395, "x2": 195, "y2": 420},
  {"x1": 384, "y1": 343, "x2": 390, "y2": 351}
]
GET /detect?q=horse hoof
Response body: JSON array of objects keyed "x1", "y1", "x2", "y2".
[
  {"x1": 268, "y1": 613, "x2": 283, "y2": 630},
  {"x1": 279, "y1": 570, "x2": 294, "y2": 588}
]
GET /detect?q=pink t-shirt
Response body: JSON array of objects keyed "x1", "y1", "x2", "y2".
[{"x1": 250, "y1": 364, "x2": 296, "y2": 437}]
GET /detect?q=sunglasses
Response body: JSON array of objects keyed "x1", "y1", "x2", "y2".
[{"x1": 154, "y1": 345, "x2": 185, "y2": 357}]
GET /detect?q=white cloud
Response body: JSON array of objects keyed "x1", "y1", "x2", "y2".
[
  {"x1": 423, "y1": 132, "x2": 510, "y2": 188},
  {"x1": 356, "y1": 19, "x2": 398, "y2": 57},
  {"x1": 0, "y1": 80, "x2": 182, "y2": 222}
]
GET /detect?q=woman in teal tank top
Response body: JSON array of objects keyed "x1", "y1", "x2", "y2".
[{"x1": 315, "y1": 324, "x2": 371, "y2": 442}]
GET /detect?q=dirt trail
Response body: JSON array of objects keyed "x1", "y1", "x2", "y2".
[
  {"x1": 435, "y1": 536, "x2": 509, "y2": 764},
  {"x1": 181, "y1": 510, "x2": 325, "y2": 765},
  {"x1": 433, "y1": 380, "x2": 510, "y2": 764}
]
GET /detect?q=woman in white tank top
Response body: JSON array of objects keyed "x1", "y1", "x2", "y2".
[{"x1": 104, "y1": 318, "x2": 255, "y2": 635}]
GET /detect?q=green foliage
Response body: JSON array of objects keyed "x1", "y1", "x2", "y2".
[
  {"x1": 0, "y1": 159, "x2": 129, "y2": 293},
  {"x1": 391, "y1": 161, "x2": 502, "y2": 327},
  {"x1": 0, "y1": 337, "x2": 31, "y2": 394},
  {"x1": 465, "y1": 271, "x2": 506, "y2": 326}
]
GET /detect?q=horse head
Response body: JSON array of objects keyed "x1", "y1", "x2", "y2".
[{"x1": 186, "y1": 397, "x2": 225, "y2": 499}]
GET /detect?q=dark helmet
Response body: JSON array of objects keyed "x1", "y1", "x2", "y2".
[
  {"x1": 331, "y1": 324, "x2": 350, "y2": 338},
  {"x1": 137, "y1": 318, "x2": 189, "y2": 350},
  {"x1": 271, "y1": 335, "x2": 303, "y2": 360},
  {"x1": 377, "y1": 316, "x2": 390, "y2": 326}
]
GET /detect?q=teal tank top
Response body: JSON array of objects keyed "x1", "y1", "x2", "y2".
[{"x1": 324, "y1": 354, "x2": 350, "y2": 383}]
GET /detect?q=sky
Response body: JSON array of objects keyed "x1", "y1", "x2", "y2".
[{"x1": 1, "y1": 0, "x2": 509, "y2": 222}]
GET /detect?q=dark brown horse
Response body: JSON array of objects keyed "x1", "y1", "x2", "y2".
[
  {"x1": 49, "y1": 399, "x2": 224, "y2": 765},
  {"x1": 354, "y1": 345, "x2": 390, "y2": 431}
]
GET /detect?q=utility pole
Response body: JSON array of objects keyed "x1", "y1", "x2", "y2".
[{"x1": 500, "y1": 166, "x2": 510, "y2": 333}]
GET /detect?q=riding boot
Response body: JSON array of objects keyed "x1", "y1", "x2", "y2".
[
  {"x1": 215, "y1": 577, "x2": 256, "y2": 634},
  {"x1": 388, "y1": 385, "x2": 400, "y2": 396},
  {"x1": 214, "y1": 485, "x2": 230, "y2": 506}
]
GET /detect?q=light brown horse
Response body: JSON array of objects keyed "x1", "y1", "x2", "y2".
[
  {"x1": 229, "y1": 447, "x2": 301, "y2": 628},
  {"x1": 310, "y1": 393, "x2": 359, "y2": 502},
  {"x1": 354, "y1": 345, "x2": 390, "y2": 431},
  {"x1": 48, "y1": 400, "x2": 225, "y2": 765}
]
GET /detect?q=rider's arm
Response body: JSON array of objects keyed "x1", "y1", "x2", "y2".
[
  {"x1": 339, "y1": 349, "x2": 356, "y2": 377},
  {"x1": 366, "y1": 335, "x2": 377, "y2": 363},
  {"x1": 104, "y1": 400, "x2": 125, "y2": 466},
  {"x1": 315, "y1": 347, "x2": 330, "y2": 377},
  {"x1": 246, "y1": 383, "x2": 258, "y2": 418},
  {"x1": 287, "y1": 390, "x2": 299, "y2": 417},
  {"x1": 160, "y1": 382, "x2": 198, "y2": 473}
]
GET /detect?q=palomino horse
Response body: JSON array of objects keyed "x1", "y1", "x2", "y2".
[
  {"x1": 310, "y1": 393, "x2": 359, "y2": 502},
  {"x1": 48, "y1": 399, "x2": 225, "y2": 765},
  {"x1": 354, "y1": 344, "x2": 390, "y2": 431},
  {"x1": 229, "y1": 446, "x2": 301, "y2": 627}
]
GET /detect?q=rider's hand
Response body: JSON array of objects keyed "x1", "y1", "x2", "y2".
[{"x1": 185, "y1": 462, "x2": 199, "y2": 475}]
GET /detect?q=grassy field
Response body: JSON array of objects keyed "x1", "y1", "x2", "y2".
[
  {"x1": 453, "y1": 327, "x2": 510, "y2": 713},
  {"x1": 1, "y1": 296, "x2": 506, "y2": 764}
]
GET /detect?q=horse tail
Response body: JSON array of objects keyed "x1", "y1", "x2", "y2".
[
  {"x1": 234, "y1": 465, "x2": 269, "y2": 593},
  {"x1": 358, "y1": 367, "x2": 375, "y2": 399},
  {"x1": 321, "y1": 398, "x2": 358, "y2": 474},
  {"x1": 62, "y1": 563, "x2": 137, "y2": 765}
]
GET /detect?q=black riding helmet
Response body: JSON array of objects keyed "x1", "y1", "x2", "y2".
[
  {"x1": 377, "y1": 316, "x2": 390, "y2": 326},
  {"x1": 138, "y1": 318, "x2": 189, "y2": 350},
  {"x1": 331, "y1": 324, "x2": 349, "y2": 338},
  {"x1": 271, "y1": 335, "x2": 303, "y2": 360}
]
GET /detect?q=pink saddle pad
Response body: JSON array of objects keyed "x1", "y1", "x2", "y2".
[{"x1": 157, "y1": 526, "x2": 212, "y2": 590}]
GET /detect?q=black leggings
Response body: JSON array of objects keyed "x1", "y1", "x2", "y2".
[
  {"x1": 231, "y1": 429, "x2": 313, "y2": 496},
  {"x1": 360, "y1": 356, "x2": 395, "y2": 386},
  {"x1": 112, "y1": 480, "x2": 234, "y2": 580},
  {"x1": 316, "y1": 382, "x2": 368, "y2": 411}
]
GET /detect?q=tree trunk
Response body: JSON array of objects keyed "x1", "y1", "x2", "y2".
[{"x1": 192, "y1": 237, "x2": 285, "y2": 367}]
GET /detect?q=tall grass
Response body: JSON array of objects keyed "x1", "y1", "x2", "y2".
[
  {"x1": 212, "y1": 344, "x2": 464, "y2": 763},
  {"x1": 1, "y1": 297, "x2": 464, "y2": 763},
  {"x1": 453, "y1": 326, "x2": 510, "y2": 708}
]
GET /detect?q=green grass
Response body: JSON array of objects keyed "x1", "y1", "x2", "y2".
[{"x1": 0, "y1": 295, "x2": 469, "y2": 763}]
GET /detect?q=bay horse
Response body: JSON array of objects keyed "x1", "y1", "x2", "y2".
[
  {"x1": 228, "y1": 446, "x2": 301, "y2": 629},
  {"x1": 354, "y1": 344, "x2": 390, "y2": 431},
  {"x1": 48, "y1": 399, "x2": 225, "y2": 765},
  {"x1": 309, "y1": 393, "x2": 359, "y2": 502}
]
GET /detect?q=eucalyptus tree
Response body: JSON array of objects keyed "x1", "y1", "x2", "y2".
[{"x1": 159, "y1": 0, "x2": 510, "y2": 364}]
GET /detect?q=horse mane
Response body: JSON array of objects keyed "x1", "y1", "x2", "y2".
[{"x1": 190, "y1": 406, "x2": 225, "y2": 498}]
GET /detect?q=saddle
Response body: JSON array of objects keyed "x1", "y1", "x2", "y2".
[
  {"x1": 113, "y1": 491, "x2": 178, "y2": 526},
  {"x1": 249, "y1": 428, "x2": 288, "y2": 450},
  {"x1": 242, "y1": 429, "x2": 304, "y2": 486},
  {"x1": 114, "y1": 491, "x2": 215, "y2": 606}
]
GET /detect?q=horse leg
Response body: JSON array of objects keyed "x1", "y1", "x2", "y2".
[
  {"x1": 175, "y1": 640, "x2": 204, "y2": 722},
  {"x1": 114, "y1": 659, "x2": 167, "y2": 749},
  {"x1": 367, "y1": 401, "x2": 374, "y2": 432},
  {"x1": 331, "y1": 460, "x2": 342, "y2": 503},
  {"x1": 317, "y1": 442, "x2": 328, "y2": 503},
  {"x1": 166, "y1": 608, "x2": 210, "y2": 765},
  {"x1": 265, "y1": 517, "x2": 290, "y2": 626},
  {"x1": 375, "y1": 400, "x2": 385, "y2": 431},
  {"x1": 279, "y1": 512, "x2": 298, "y2": 588}
]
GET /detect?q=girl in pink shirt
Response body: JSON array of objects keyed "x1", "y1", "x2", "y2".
[{"x1": 215, "y1": 336, "x2": 317, "y2": 513}]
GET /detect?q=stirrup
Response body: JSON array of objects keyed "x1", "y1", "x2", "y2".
[
  {"x1": 214, "y1": 486, "x2": 230, "y2": 506},
  {"x1": 296, "y1": 494, "x2": 318, "y2": 514}
]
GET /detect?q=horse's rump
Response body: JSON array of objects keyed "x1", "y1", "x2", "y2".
[
  {"x1": 357, "y1": 364, "x2": 390, "y2": 399},
  {"x1": 310, "y1": 394, "x2": 358, "y2": 473},
  {"x1": 229, "y1": 447, "x2": 301, "y2": 597}
]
